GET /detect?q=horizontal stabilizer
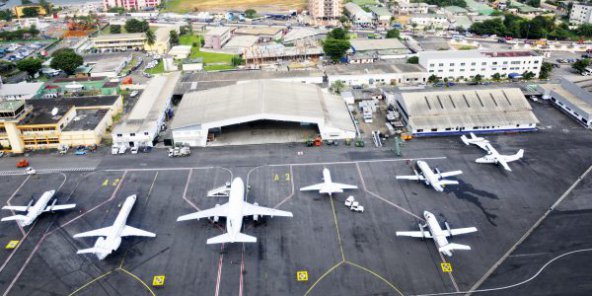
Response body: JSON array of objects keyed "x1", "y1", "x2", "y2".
[
  {"x1": 395, "y1": 231, "x2": 432, "y2": 238},
  {"x1": 396, "y1": 175, "x2": 424, "y2": 181},
  {"x1": 333, "y1": 182, "x2": 358, "y2": 190},
  {"x1": 1, "y1": 206, "x2": 28, "y2": 212},
  {"x1": 439, "y1": 243, "x2": 471, "y2": 256},
  {"x1": 206, "y1": 232, "x2": 257, "y2": 245},
  {"x1": 439, "y1": 180, "x2": 459, "y2": 186},
  {"x1": 299, "y1": 183, "x2": 324, "y2": 192},
  {"x1": 73, "y1": 226, "x2": 113, "y2": 238},
  {"x1": 439, "y1": 170, "x2": 463, "y2": 178},
  {"x1": 121, "y1": 225, "x2": 156, "y2": 237},
  {"x1": 1, "y1": 215, "x2": 28, "y2": 222},
  {"x1": 76, "y1": 247, "x2": 110, "y2": 255},
  {"x1": 447, "y1": 227, "x2": 478, "y2": 237}
]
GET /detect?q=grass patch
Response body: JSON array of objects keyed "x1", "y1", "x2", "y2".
[
  {"x1": 204, "y1": 64, "x2": 236, "y2": 71},
  {"x1": 349, "y1": 0, "x2": 377, "y2": 6},
  {"x1": 145, "y1": 60, "x2": 164, "y2": 74},
  {"x1": 100, "y1": 25, "x2": 128, "y2": 35},
  {"x1": 179, "y1": 34, "x2": 236, "y2": 68}
]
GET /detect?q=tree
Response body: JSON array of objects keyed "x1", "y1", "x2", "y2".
[
  {"x1": 323, "y1": 39, "x2": 351, "y2": 62},
  {"x1": 39, "y1": 0, "x2": 52, "y2": 14},
  {"x1": 16, "y1": 58, "x2": 42, "y2": 77},
  {"x1": 492, "y1": 73, "x2": 502, "y2": 81},
  {"x1": 572, "y1": 58, "x2": 590, "y2": 73},
  {"x1": 107, "y1": 7, "x2": 125, "y2": 14},
  {"x1": 473, "y1": 74, "x2": 483, "y2": 83},
  {"x1": 406, "y1": 56, "x2": 418, "y2": 64},
  {"x1": 110, "y1": 24, "x2": 121, "y2": 34},
  {"x1": 469, "y1": 18, "x2": 506, "y2": 36},
  {"x1": 339, "y1": 16, "x2": 348, "y2": 24},
  {"x1": 522, "y1": 71, "x2": 536, "y2": 80},
  {"x1": 327, "y1": 28, "x2": 348, "y2": 40},
  {"x1": 386, "y1": 28, "x2": 400, "y2": 39},
  {"x1": 428, "y1": 74, "x2": 440, "y2": 83},
  {"x1": 539, "y1": 62, "x2": 553, "y2": 79},
  {"x1": 169, "y1": 30, "x2": 179, "y2": 46},
  {"x1": 50, "y1": 48, "x2": 83, "y2": 75},
  {"x1": 576, "y1": 24, "x2": 592, "y2": 37},
  {"x1": 22, "y1": 7, "x2": 39, "y2": 18},
  {"x1": 330, "y1": 81, "x2": 345, "y2": 94},
  {"x1": 231, "y1": 56, "x2": 244, "y2": 66},
  {"x1": 145, "y1": 29, "x2": 156, "y2": 47},
  {"x1": 422, "y1": 0, "x2": 466, "y2": 8},
  {"x1": 0, "y1": 9, "x2": 14, "y2": 21},
  {"x1": 21, "y1": 0, "x2": 32, "y2": 4},
  {"x1": 244, "y1": 9, "x2": 256, "y2": 18},
  {"x1": 125, "y1": 18, "x2": 149, "y2": 33}
]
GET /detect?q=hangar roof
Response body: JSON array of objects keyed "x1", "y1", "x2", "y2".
[
  {"x1": 172, "y1": 80, "x2": 355, "y2": 134},
  {"x1": 397, "y1": 88, "x2": 539, "y2": 129}
]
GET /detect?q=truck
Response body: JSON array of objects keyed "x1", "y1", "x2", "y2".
[{"x1": 168, "y1": 146, "x2": 191, "y2": 157}]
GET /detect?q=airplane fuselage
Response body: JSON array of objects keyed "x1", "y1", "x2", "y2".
[
  {"x1": 93, "y1": 194, "x2": 137, "y2": 259},
  {"x1": 424, "y1": 211, "x2": 449, "y2": 249},
  {"x1": 417, "y1": 161, "x2": 444, "y2": 192},
  {"x1": 226, "y1": 178, "x2": 246, "y2": 242},
  {"x1": 21, "y1": 190, "x2": 56, "y2": 226}
]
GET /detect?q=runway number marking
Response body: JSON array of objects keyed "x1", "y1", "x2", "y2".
[
  {"x1": 297, "y1": 271, "x2": 308, "y2": 282},
  {"x1": 112, "y1": 179, "x2": 120, "y2": 186},
  {"x1": 102, "y1": 179, "x2": 109, "y2": 187},
  {"x1": 441, "y1": 262, "x2": 453, "y2": 273},
  {"x1": 5, "y1": 240, "x2": 19, "y2": 249},
  {"x1": 152, "y1": 275, "x2": 165, "y2": 286}
]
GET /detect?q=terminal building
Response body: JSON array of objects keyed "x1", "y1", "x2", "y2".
[
  {"x1": 539, "y1": 79, "x2": 592, "y2": 129},
  {"x1": 171, "y1": 80, "x2": 356, "y2": 147},
  {"x1": 112, "y1": 72, "x2": 180, "y2": 148},
  {"x1": 395, "y1": 88, "x2": 539, "y2": 136}
]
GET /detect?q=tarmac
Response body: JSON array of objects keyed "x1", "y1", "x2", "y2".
[{"x1": 0, "y1": 101, "x2": 591, "y2": 296}]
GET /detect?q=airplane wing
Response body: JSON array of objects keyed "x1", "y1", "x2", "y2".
[
  {"x1": 73, "y1": 226, "x2": 114, "y2": 238},
  {"x1": 395, "y1": 231, "x2": 432, "y2": 238},
  {"x1": 121, "y1": 226, "x2": 156, "y2": 237},
  {"x1": 500, "y1": 149, "x2": 524, "y2": 163},
  {"x1": 439, "y1": 170, "x2": 463, "y2": 178},
  {"x1": 445, "y1": 227, "x2": 478, "y2": 237},
  {"x1": 332, "y1": 182, "x2": 358, "y2": 190},
  {"x1": 1, "y1": 206, "x2": 29, "y2": 212},
  {"x1": 44, "y1": 204, "x2": 76, "y2": 212},
  {"x1": 299, "y1": 183, "x2": 324, "y2": 192},
  {"x1": 439, "y1": 180, "x2": 459, "y2": 186},
  {"x1": 242, "y1": 202, "x2": 293, "y2": 218},
  {"x1": 176, "y1": 203, "x2": 230, "y2": 221},
  {"x1": 395, "y1": 175, "x2": 424, "y2": 181},
  {"x1": 499, "y1": 160, "x2": 512, "y2": 172}
]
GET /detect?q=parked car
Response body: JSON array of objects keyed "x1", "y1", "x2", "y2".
[
  {"x1": 130, "y1": 147, "x2": 139, "y2": 154},
  {"x1": 130, "y1": 90, "x2": 139, "y2": 97},
  {"x1": 74, "y1": 150, "x2": 87, "y2": 155}
]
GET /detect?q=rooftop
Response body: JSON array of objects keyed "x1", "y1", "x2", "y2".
[
  {"x1": 0, "y1": 81, "x2": 44, "y2": 98},
  {"x1": 418, "y1": 49, "x2": 540, "y2": 59},
  {"x1": 233, "y1": 26, "x2": 283, "y2": 36},
  {"x1": 540, "y1": 79, "x2": 592, "y2": 114},
  {"x1": 92, "y1": 33, "x2": 145, "y2": 41},
  {"x1": 206, "y1": 27, "x2": 230, "y2": 36},
  {"x1": 0, "y1": 100, "x2": 25, "y2": 112},
  {"x1": 62, "y1": 109, "x2": 109, "y2": 131},
  {"x1": 465, "y1": 0, "x2": 495, "y2": 15},
  {"x1": 368, "y1": 6, "x2": 392, "y2": 16},
  {"x1": 325, "y1": 63, "x2": 425, "y2": 75},
  {"x1": 350, "y1": 38, "x2": 408, "y2": 52}
]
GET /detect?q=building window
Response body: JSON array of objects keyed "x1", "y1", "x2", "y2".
[
  {"x1": 430, "y1": 64, "x2": 435, "y2": 67},
  {"x1": 417, "y1": 129, "x2": 423, "y2": 132},
  {"x1": 471, "y1": 62, "x2": 476, "y2": 66},
  {"x1": 450, "y1": 63, "x2": 455, "y2": 66},
  {"x1": 431, "y1": 128, "x2": 437, "y2": 132},
  {"x1": 130, "y1": 133, "x2": 136, "y2": 136},
  {"x1": 482, "y1": 62, "x2": 486, "y2": 65},
  {"x1": 144, "y1": 132, "x2": 149, "y2": 136},
  {"x1": 439, "y1": 63, "x2": 444, "y2": 66},
  {"x1": 117, "y1": 134, "x2": 122, "y2": 137},
  {"x1": 460, "y1": 63, "x2": 466, "y2": 66}
]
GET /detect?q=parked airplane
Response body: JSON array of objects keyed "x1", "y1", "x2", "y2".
[
  {"x1": 461, "y1": 133, "x2": 524, "y2": 172},
  {"x1": 396, "y1": 161, "x2": 463, "y2": 192},
  {"x1": 299, "y1": 168, "x2": 358, "y2": 196},
  {"x1": 74, "y1": 195, "x2": 155, "y2": 260},
  {"x1": 177, "y1": 177, "x2": 293, "y2": 245},
  {"x1": 396, "y1": 211, "x2": 478, "y2": 257},
  {"x1": 1, "y1": 190, "x2": 75, "y2": 227}
]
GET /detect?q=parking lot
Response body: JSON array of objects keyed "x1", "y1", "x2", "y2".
[{"x1": 0, "y1": 102, "x2": 590, "y2": 295}]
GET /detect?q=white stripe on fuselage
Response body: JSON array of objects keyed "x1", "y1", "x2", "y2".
[{"x1": 425, "y1": 211, "x2": 448, "y2": 249}]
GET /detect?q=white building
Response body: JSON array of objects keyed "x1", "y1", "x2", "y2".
[
  {"x1": 345, "y1": 2, "x2": 373, "y2": 25},
  {"x1": 308, "y1": 0, "x2": 343, "y2": 19},
  {"x1": 539, "y1": 79, "x2": 592, "y2": 128},
  {"x1": 570, "y1": 4, "x2": 592, "y2": 25},
  {"x1": 409, "y1": 14, "x2": 450, "y2": 29},
  {"x1": 418, "y1": 50, "x2": 543, "y2": 80},
  {"x1": 326, "y1": 63, "x2": 428, "y2": 87},
  {"x1": 112, "y1": 72, "x2": 180, "y2": 148},
  {"x1": 103, "y1": 0, "x2": 160, "y2": 11},
  {"x1": 0, "y1": 81, "x2": 43, "y2": 100},
  {"x1": 396, "y1": 2, "x2": 429, "y2": 14},
  {"x1": 171, "y1": 80, "x2": 356, "y2": 147},
  {"x1": 396, "y1": 88, "x2": 539, "y2": 136}
]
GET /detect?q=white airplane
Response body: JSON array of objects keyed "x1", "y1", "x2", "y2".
[
  {"x1": 396, "y1": 161, "x2": 463, "y2": 192},
  {"x1": 299, "y1": 168, "x2": 358, "y2": 196},
  {"x1": 461, "y1": 133, "x2": 524, "y2": 172},
  {"x1": 74, "y1": 195, "x2": 155, "y2": 260},
  {"x1": 177, "y1": 177, "x2": 293, "y2": 245},
  {"x1": 396, "y1": 211, "x2": 478, "y2": 257},
  {"x1": 1, "y1": 190, "x2": 76, "y2": 227}
]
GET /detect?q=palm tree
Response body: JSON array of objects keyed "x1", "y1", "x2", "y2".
[{"x1": 145, "y1": 29, "x2": 155, "y2": 47}]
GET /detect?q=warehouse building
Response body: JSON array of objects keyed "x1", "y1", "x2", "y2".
[
  {"x1": 112, "y1": 72, "x2": 180, "y2": 148},
  {"x1": 171, "y1": 80, "x2": 356, "y2": 147},
  {"x1": 539, "y1": 79, "x2": 592, "y2": 128},
  {"x1": 325, "y1": 63, "x2": 428, "y2": 87},
  {"x1": 395, "y1": 88, "x2": 539, "y2": 136}
]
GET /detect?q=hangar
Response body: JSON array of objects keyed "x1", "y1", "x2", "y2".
[
  {"x1": 395, "y1": 88, "x2": 539, "y2": 136},
  {"x1": 171, "y1": 80, "x2": 357, "y2": 146}
]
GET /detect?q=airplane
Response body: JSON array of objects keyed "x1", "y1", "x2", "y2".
[
  {"x1": 74, "y1": 195, "x2": 155, "y2": 260},
  {"x1": 396, "y1": 211, "x2": 478, "y2": 257},
  {"x1": 177, "y1": 177, "x2": 293, "y2": 245},
  {"x1": 299, "y1": 168, "x2": 358, "y2": 196},
  {"x1": 1, "y1": 190, "x2": 76, "y2": 227},
  {"x1": 395, "y1": 161, "x2": 463, "y2": 192},
  {"x1": 461, "y1": 133, "x2": 524, "y2": 172}
]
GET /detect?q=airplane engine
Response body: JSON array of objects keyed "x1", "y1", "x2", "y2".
[
  {"x1": 213, "y1": 204, "x2": 220, "y2": 223},
  {"x1": 253, "y1": 202, "x2": 259, "y2": 221}
]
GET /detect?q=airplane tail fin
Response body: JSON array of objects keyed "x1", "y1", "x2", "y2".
[
  {"x1": 516, "y1": 149, "x2": 524, "y2": 159},
  {"x1": 1, "y1": 215, "x2": 28, "y2": 222},
  {"x1": 439, "y1": 243, "x2": 471, "y2": 256},
  {"x1": 206, "y1": 232, "x2": 257, "y2": 245}
]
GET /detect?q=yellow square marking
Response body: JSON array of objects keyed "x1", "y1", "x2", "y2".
[
  {"x1": 102, "y1": 179, "x2": 109, "y2": 187},
  {"x1": 5, "y1": 240, "x2": 19, "y2": 249},
  {"x1": 441, "y1": 262, "x2": 452, "y2": 273},
  {"x1": 152, "y1": 275, "x2": 165, "y2": 286},
  {"x1": 297, "y1": 271, "x2": 308, "y2": 281}
]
